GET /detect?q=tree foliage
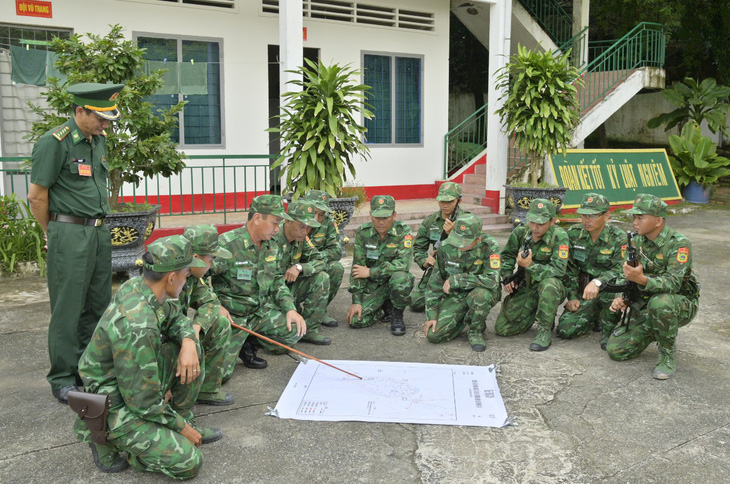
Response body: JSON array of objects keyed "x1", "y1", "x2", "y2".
[{"x1": 648, "y1": 77, "x2": 730, "y2": 135}]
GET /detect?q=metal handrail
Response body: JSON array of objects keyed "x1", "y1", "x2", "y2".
[
  {"x1": 443, "y1": 103, "x2": 489, "y2": 178},
  {"x1": 518, "y1": 0, "x2": 574, "y2": 47}
]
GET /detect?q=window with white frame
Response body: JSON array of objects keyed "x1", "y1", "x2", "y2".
[{"x1": 363, "y1": 53, "x2": 422, "y2": 145}]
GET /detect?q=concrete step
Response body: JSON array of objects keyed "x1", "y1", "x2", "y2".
[
  {"x1": 474, "y1": 163, "x2": 486, "y2": 175},
  {"x1": 343, "y1": 212, "x2": 510, "y2": 238},
  {"x1": 463, "y1": 173, "x2": 486, "y2": 185},
  {"x1": 460, "y1": 184, "x2": 486, "y2": 196},
  {"x1": 348, "y1": 203, "x2": 493, "y2": 226}
]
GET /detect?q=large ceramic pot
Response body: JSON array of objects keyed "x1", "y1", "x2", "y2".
[
  {"x1": 105, "y1": 204, "x2": 161, "y2": 275},
  {"x1": 328, "y1": 196, "x2": 358, "y2": 257},
  {"x1": 505, "y1": 185, "x2": 568, "y2": 225},
  {"x1": 682, "y1": 180, "x2": 711, "y2": 204}
]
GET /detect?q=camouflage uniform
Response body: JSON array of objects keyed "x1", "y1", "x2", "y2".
[
  {"x1": 495, "y1": 199, "x2": 569, "y2": 349},
  {"x1": 557, "y1": 194, "x2": 624, "y2": 342},
  {"x1": 606, "y1": 194, "x2": 700, "y2": 379},
  {"x1": 74, "y1": 236, "x2": 210, "y2": 479},
  {"x1": 349, "y1": 196, "x2": 414, "y2": 328},
  {"x1": 425, "y1": 213, "x2": 501, "y2": 349}
]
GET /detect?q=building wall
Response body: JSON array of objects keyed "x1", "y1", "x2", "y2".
[{"x1": 0, "y1": 0, "x2": 451, "y2": 199}]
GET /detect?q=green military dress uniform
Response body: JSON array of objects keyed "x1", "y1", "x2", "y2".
[
  {"x1": 75, "y1": 236, "x2": 211, "y2": 479},
  {"x1": 31, "y1": 83, "x2": 123, "y2": 393},
  {"x1": 606, "y1": 195, "x2": 700, "y2": 379},
  {"x1": 557, "y1": 194, "x2": 624, "y2": 343},
  {"x1": 495, "y1": 200, "x2": 569, "y2": 349},
  {"x1": 349, "y1": 197, "x2": 415, "y2": 328},
  {"x1": 425, "y1": 213, "x2": 501, "y2": 349}
]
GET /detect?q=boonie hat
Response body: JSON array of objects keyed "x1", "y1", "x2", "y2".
[
  {"x1": 249, "y1": 195, "x2": 293, "y2": 221},
  {"x1": 444, "y1": 213, "x2": 483, "y2": 248},
  {"x1": 370, "y1": 195, "x2": 395, "y2": 217},
  {"x1": 287, "y1": 200, "x2": 321, "y2": 228},
  {"x1": 577, "y1": 193, "x2": 610, "y2": 215},
  {"x1": 624, "y1": 193, "x2": 668, "y2": 217},
  {"x1": 436, "y1": 182, "x2": 462, "y2": 202},
  {"x1": 526, "y1": 198, "x2": 556, "y2": 224},
  {"x1": 183, "y1": 224, "x2": 232, "y2": 259},
  {"x1": 68, "y1": 82, "x2": 124, "y2": 121},
  {"x1": 303, "y1": 190, "x2": 332, "y2": 213},
  {"x1": 144, "y1": 235, "x2": 207, "y2": 272}
]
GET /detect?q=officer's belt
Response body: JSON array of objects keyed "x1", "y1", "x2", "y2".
[{"x1": 50, "y1": 212, "x2": 104, "y2": 227}]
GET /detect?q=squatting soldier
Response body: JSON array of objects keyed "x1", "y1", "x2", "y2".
[
  {"x1": 302, "y1": 189, "x2": 344, "y2": 327},
  {"x1": 495, "y1": 198, "x2": 569, "y2": 351},
  {"x1": 210, "y1": 195, "x2": 306, "y2": 379},
  {"x1": 606, "y1": 194, "x2": 700, "y2": 379},
  {"x1": 28, "y1": 82, "x2": 124, "y2": 404},
  {"x1": 74, "y1": 236, "x2": 221, "y2": 478},
  {"x1": 273, "y1": 200, "x2": 332, "y2": 345},
  {"x1": 346, "y1": 195, "x2": 414, "y2": 336},
  {"x1": 410, "y1": 182, "x2": 466, "y2": 312},
  {"x1": 424, "y1": 213, "x2": 501, "y2": 352},
  {"x1": 179, "y1": 225, "x2": 235, "y2": 406},
  {"x1": 557, "y1": 193, "x2": 624, "y2": 349}
]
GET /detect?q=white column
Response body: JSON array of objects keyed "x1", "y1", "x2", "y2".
[
  {"x1": 573, "y1": 0, "x2": 589, "y2": 68},
  {"x1": 278, "y1": 0, "x2": 303, "y2": 193}
]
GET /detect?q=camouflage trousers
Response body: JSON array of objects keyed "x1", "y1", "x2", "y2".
[
  {"x1": 427, "y1": 287, "x2": 500, "y2": 344},
  {"x1": 556, "y1": 292, "x2": 621, "y2": 340},
  {"x1": 606, "y1": 294, "x2": 698, "y2": 361},
  {"x1": 198, "y1": 312, "x2": 232, "y2": 395},
  {"x1": 222, "y1": 302, "x2": 302, "y2": 381},
  {"x1": 289, "y1": 271, "x2": 330, "y2": 332},
  {"x1": 495, "y1": 277, "x2": 565, "y2": 336},
  {"x1": 408, "y1": 269, "x2": 432, "y2": 313},
  {"x1": 325, "y1": 260, "x2": 344, "y2": 305},
  {"x1": 74, "y1": 341, "x2": 203, "y2": 479},
  {"x1": 350, "y1": 271, "x2": 414, "y2": 328}
]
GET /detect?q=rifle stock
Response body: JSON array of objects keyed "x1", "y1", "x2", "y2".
[
  {"x1": 418, "y1": 196, "x2": 462, "y2": 288},
  {"x1": 600, "y1": 230, "x2": 639, "y2": 327},
  {"x1": 501, "y1": 233, "x2": 533, "y2": 289}
]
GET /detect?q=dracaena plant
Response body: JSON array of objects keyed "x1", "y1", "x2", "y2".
[
  {"x1": 648, "y1": 77, "x2": 730, "y2": 135},
  {"x1": 669, "y1": 123, "x2": 730, "y2": 188}
]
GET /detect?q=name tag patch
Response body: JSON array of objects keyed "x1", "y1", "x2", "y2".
[{"x1": 236, "y1": 268, "x2": 253, "y2": 280}]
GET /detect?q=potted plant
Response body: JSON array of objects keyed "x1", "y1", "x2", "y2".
[
  {"x1": 28, "y1": 25, "x2": 187, "y2": 274},
  {"x1": 269, "y1": 59, "x2": 372, "y2": 229},
  {"x1": 669, "y1": 123, "x2": 730, "y2": 203},
  {"x1": 495, "y1": 44, "x2": 583, "y2": 224}
]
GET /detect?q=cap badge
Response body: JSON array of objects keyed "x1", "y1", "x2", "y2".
[
  {"x1": 378, "y1": 199, "x2": 384, "y2": 204},
  {"x1": 322, "y1": 195, "x2": 326, "y2": 200},
  {"x1": 587, "y1": 197, "x2": 593, "y2": 203},
  {"x1": 537, "y1": 202, "x2": 544, "y2": 208},
  {"x1": 307, "y1": 207, "x2": 312, "y2": 213},
  {"x1": 460, "y1": 225, "x2": 466, "y2": 231},
  {"x1": 109, "y1": 92, "x2": 119, "y2": 102}
]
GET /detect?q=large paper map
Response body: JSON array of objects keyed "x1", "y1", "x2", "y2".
[{"x1": 273, "y1": 360, "x2": 509, "y2": 428}]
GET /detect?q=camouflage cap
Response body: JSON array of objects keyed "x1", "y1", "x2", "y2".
[
  {"x1": 67, "y1": 82, "x2": 124, "y2": 121},
  {"x1": 144, "y1": 235, "x2": 207, "y2": 272},
  {"x1": 444, "y1": 213, "x2": 483, "y2": 248},
  {"x1": 526, "y1": 198, "x2": 556, "y2": 224},
  {"x1": 577, "y1": 192, "x2": 610, "y2": 215},
  {"x1": 249, "y1": 194, "x2": 293, "y2": 221},
  {"x1": 624, "y1": 193, "x2": 668, "y2": 217},
  {"x1": 370, "y1": 195, "x2": 395, "y2": 217},
  {"x1": 436, "y1": 182, "x2": 462, "y2": 202},
  {"x1": 183, "y1": 224, "x2": 232, "y2": 259},
  {"x1": 302, "y1": 189, "x2": 332, "y2": 213},
  {"x1": 287, "y1": 200, "x2": 322, "y2": 228}
]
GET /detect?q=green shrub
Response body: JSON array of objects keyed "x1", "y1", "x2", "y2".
[{"x1": 0, "y1": 195, "x2": 46, "y2": 275}]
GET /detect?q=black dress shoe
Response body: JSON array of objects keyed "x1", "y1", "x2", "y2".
[
  {"x1": 51, "y1": 385, "x2": 78, "y2": 404},
  {"x1": 240, "y1": 337, "x2": 268, "y2": 369}
]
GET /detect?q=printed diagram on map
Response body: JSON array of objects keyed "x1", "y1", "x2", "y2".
[{"x1": 273, "y1": 360, "x2": 509, "y2": 428}]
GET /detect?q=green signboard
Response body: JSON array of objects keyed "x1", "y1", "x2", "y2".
[{"x1": 548, "y1": 149, "x2": 682, "y2": 209}]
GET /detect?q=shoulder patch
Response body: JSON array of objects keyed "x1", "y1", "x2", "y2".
[
  {"x1": 558, "y1": 244, "x2": 569, "y2": 259},
  {"x1": 677, "y1": 247, "x2": 689, "y2": 263},
  {"x1": 306, "y1": 237, "x2": 314, "y2": 248},
  {"x1": 52, "y1": 126, "x2": 70, "y2": 141},
  {"x1": 404, "y1": 234, "x2": 413, "y2": 248},
  {"x1": 489, "y1": 253, "x2": 501, "y2": 269}
]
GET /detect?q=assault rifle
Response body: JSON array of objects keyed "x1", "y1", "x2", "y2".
[
  {"x1": 418, "y1": 195, "x2": 462, "y2": 288},
  {"x1": 600, "y1": 230, "x2": 640, "y2": 327},
  {"x1": 501, "y1": 233, "x2": 533, "y2": 290}
]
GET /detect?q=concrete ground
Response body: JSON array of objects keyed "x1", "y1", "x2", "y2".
[{"x1": 1, "y1": 205, "x2": 729, "y2": 483}]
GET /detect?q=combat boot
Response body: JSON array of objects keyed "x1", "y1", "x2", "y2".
[
  {"x1": 239, "y1": 337, "x2": 268, "y2": 369},
  {"x1": 529, "y1": 327, "x2": 552, "y2": 351},
  {"x1": 320, "y1": 315, "x2": 339, "y2": 327},
  {"x1": 390, "y1": 307, "x2": 406, "y2": 336},
  {"x1": 380, "y1": 299, "x2": 394, "y2": 323},
  {"x1": 89, "y1": 443, "x2": 129, "y2": 473},
  {"x1": 189, "y1": 420, "x2": 224, "y2": 444},
  {"x1": 468, "y1": 331, "x2": 486, "y2": 352},
  {"x1": 653, "y1": 344, "x2": 676, "y2": 380},
  {"x1": 301, "y1": 330, "x2": 332, "y2": 345}
]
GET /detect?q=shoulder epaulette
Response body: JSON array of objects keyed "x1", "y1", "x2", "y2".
[{"x1": 52, "y1": 126, "x2": 70, "y2": 141}]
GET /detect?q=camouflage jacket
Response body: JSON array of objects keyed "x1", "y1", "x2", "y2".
[
  {"x1": 176, "y1": 276, "x2": 221, "y2": 333},
  {"x1": 273, "y1": 224, "x2": 327, "y2": 277},
  {"x1": 564, "y1": 223, "x2": 626, "y2": 300},
  {"x1": 210, "y1": 225, "x2": 296, "y2": 316},
  {"x1": 612, "y1": 225, "x2": 700, "y2": 302},
  {"x1": 413, "y1": 208, "x2": 467, "y2": 269},
  {"x1": 77, "y1": 277, "x2": 195, "y2": 435},
  {"x1": 304, "y1": 215, "x2": 342, "y2": 263},
  {"x1": 349, "y1": 221, "x2": 414, "y2": 304},
  {"x1": 425, "y1": 233, "x2": 502, "y2": 320},
  {"x1": 500, "y1": 223, "x2": 570, "y2": 285}
]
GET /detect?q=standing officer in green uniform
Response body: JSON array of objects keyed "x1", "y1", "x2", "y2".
[
  {"x1": 302, "y1": 189, "x2": 343, "y2": 327},
  {"x1": 178, "y1": 225, "x2": 235, "y2": 406},
  {"x1": 557, "y1": 193, "x2": 624, "y2": 349},
  {"x1": 423, "y1": 213, "x2": 502, "y2": 351},
  {"x1": 606, "y1": 194, "x2": 700, "y2": 379},
  {"x1": 74, "y1": 236, "x2": 221, "y2": 478},
  {"x1": 210, "y1": 195, "x2": 306, "y2": 381},
  {"x1": 346, "y1": 195, "x2": 414, "y2": 336},
  {"x1": 495, "y1": 198, "x2": 570, "y2": 351},
  {"x1": 410, "y1": 182, "x2": 466, "y2": 313},
  {"x1": 273, "y1": 200, "x2": 332, "y2": 345},
  {"x1": 28, "y1": 82, "x2": 124, "y2": 404}
]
